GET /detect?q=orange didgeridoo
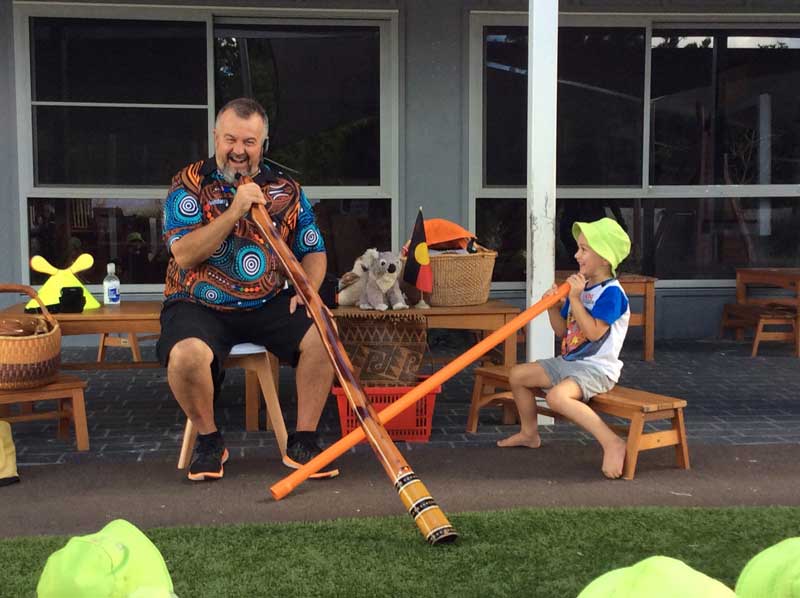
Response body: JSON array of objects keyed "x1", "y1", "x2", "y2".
[
  {"x1": 240, "y1": 175, "x2": 457, "y2": 545},
  {"x1": 271, "y1": 282, "x2": 571, "y2": 500}
]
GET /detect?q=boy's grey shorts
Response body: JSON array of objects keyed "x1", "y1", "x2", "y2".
[{"x1": 538, "y1": 356, "x2": 616, "y2": 402}]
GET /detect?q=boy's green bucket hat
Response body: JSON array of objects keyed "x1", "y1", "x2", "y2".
[
  {"x1": 572, "y1": 217, "x2": 631, "y2": 276},
  {"x1": 37, "y1": 519, "x2": 175, "y2": 598},
  {"x1": 736, "y1": 537, "x2": 800, "y2": 597},
  {"x1": 578, "y1": 555, "x2": 734, "y2": 598}
]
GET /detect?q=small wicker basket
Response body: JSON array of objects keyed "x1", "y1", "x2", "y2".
[
  {"x1": 425, "y1": 245, "x2": 497, "y2": 307},
  {"x1": 0, "y1": 284, "x2": 61, "y2": 390}
]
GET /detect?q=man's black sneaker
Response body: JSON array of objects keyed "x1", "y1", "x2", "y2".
[
  {"x1": 188, "y1": 432, "x2": 229, "y2": 481},
  {"x1": 283, "y1": 431, "x2": 340, "y2": 479}
]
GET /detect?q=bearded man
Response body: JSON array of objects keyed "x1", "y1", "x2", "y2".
[{"x1": 157, "y1": 97, "x2": 338, "y2": 482}]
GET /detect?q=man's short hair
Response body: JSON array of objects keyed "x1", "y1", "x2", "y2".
[{"x1": 215, "y1": 97, "x2": 269, "y2": 133}]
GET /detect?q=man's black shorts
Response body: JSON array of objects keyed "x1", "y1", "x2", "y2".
[{"x1": 156, "y1": 292, "x2": 314, "y2": 379}]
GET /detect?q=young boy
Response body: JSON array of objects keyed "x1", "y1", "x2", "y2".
[{"x1": 497, "y1": 217, "x2": 631, "y2": 479}]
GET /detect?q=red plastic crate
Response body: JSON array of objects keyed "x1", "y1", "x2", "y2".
[{"x1": 333, "y1": 383, "x2": 441, "y2": 443}]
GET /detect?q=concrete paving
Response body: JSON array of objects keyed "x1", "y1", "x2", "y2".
[{"x1": 9, "y1": 334, "x2": 800, "y2": 467}]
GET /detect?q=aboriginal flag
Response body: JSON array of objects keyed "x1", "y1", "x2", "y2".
[{"x1": 403, "y1": 208, "x2": 433, "y2": 293}]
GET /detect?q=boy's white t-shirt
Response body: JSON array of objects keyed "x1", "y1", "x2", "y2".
[{"x1": 559, "y1": 278, "x2": 630, "y2": 382}]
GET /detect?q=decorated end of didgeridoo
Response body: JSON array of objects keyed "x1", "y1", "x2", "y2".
[{"x1": 396, "y1": 471, "x2": 458, "y2": 545}]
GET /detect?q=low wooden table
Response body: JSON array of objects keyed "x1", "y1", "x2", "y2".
[
  {"x1": 555, "y1": 271, "x2": 657, "y2": 361},
  {"x1": 3, "y1": 299, "x2": 522, "y2": 369},
  {"x1": 1, "y1": 302, "x2": 163, "y2": 370}
]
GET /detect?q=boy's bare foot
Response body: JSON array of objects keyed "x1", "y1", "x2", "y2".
[
  {"x1": 497, "y1": 432, "x2": 541, "y2": 448},
  {"x1": 602, "y1": 437, "x2": 627, "y2": 479}
]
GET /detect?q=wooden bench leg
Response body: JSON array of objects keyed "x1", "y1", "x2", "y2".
[
  {"x1": 752, "y1": 320, "x2": 765, "y2": 357},
  {"x1": 71, "y1": 389, "x2": 89, "y2": 451},
  {"x1": 466, "y1": 373, "x2": 487, "y2": 433},
  {"x1": 673, "y1": 408, "x2": 690, "y2": 470},
  {"x1": 57, "y1": 398, "x2": 71, "y2": 440},
  {"x1": 254, "y1": 355, "x2": 287, "y2": 458},
  {"x1": 244, "y1": 370, "x2": 260, "y2": 432},
  {"x1": 177, "y1": 419, "x2": 197, "y2": 469},
  {"x1": 623, "y1": 412, "x2": 645, "y2": 480},
  {"x1": 128, "y1": 334, "x2": 143, "y2": 362},
  {"x1": 97, "y1": 333, "x2": 108, "y2": 362},
  {"x1": 502, "y1": 402, "x2": 518, "y2": 425}
]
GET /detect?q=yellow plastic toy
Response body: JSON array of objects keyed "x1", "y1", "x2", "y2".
[{"x1": 26, "y1": 254, "x2": 101, "y2": 311}]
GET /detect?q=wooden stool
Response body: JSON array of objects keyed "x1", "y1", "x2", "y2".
[
  {"x1": 97, "y1": 333, "x2": 276, "y2": 431},
  {"x1": 468, "y1": 365, "x2": 690, "y2": 480},
  {"x1": 177, "y1": 343, "x2": 287, "y2": 469},
  {"x1": 0, "y1": 374, "x2": 89, "y2": 450},
  {"x1": 720, "y1": 303, "x2": 797, "y2": 357}
]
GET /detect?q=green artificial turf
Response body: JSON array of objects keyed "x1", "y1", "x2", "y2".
[{"x1": 3, "y1": 506, "x2": 799, "y2": 598}]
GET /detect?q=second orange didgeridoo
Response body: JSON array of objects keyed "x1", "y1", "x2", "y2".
[
  {"x1": 271, "y1": 282, "x2": 570, "y2": 500},
  {"x1": 241, "y1": 174, "x2": 457, "y2": 544}
]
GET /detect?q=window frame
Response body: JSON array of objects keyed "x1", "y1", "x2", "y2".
[
  {"x1": 469, "y1": 11, "x2": 800, "y2": 290},
  {"x1": 14, "y1": 4, "x2": 400, "y2": 293}
]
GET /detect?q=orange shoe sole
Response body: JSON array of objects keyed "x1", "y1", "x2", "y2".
[{"x1": 188, "y1": 448, "x2": 230, "y2": 481}]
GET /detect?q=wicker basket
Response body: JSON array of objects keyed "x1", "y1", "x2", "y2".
[
  {"x1": 0, "y1": 284, "x2": 61, "y2": 390},
  {"x1": 422, "y1": 246, "x2": 497, "y2": 307}
]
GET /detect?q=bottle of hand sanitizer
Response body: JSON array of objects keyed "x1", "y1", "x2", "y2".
[{"x1": 103, "y1": 263, "x2": 121, "y2": 305}]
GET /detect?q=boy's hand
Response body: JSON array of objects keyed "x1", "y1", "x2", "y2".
[
  {"x1": 567, "y1": 273, "x2": 586, "y2": 301},
  {"x1": 541, "y1": 283, "x2": 559, "y2": 301}
]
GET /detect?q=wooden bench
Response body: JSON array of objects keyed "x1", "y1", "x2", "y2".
[
  {"x1": 720, "y1": 303, "x2": 796, "y2": 357},
  {"x1": 467, "y1": 365, "x2": 690, "y2": 480},
  {"x1": 0, "y1": 374, "x2": 89, "y2": 450}
]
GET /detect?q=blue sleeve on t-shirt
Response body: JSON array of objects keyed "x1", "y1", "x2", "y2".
[
  {"x1": 291, "y1": 188, "x2": 326, "y2": 260},
  {"x1": 591, "y1": 285, "x2": 628, "y2": 325},
  {"x1": 560, "y1": 299, "x2": 570, "y2": 320}
]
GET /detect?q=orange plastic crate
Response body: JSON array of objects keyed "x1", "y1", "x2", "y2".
[{"x1": 333, "y1": 384, "x2": 441, "y2": 443}]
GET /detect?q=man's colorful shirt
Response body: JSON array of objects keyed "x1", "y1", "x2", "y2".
[{"x1": 162, "y1": 157, "x2": 324, "y2": 310}]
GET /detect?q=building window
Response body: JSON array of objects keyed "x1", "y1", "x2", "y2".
[
  {"x1": 476, "y1": 198, "x2": 526, "y2": 282},
  {"x1": 30, "y1": 18, "x2": 208, "y2": 187},
  {"x1": 651, "y1": 30, "x2": 800, "y2": 186},
  {"x1": 28, "y1": 198, "x2": 167, "y2": 285},
  {"x1": 473, "y1": 15, "x2": 800, "y2": 283},
  {"x1": 312, "y1": 199, "x2": 391, "y2": 277},
  {"x1": 215, "y1": 24, "x2": 381, "y2": 187},
  {"x1": 556, "y1": 197, "x2": 800, "y2": 279},
  {"x1": 20, "y1": 12, "x2": 397, "y2": 287},
  {"x1": 483, "y1": 25, "x2": 645, "y2": 188}
]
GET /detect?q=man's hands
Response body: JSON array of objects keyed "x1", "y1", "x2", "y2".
[
  {"x1": 289, "y1": 293, "x2": 306, "y2": 315},
  {"x1": 230, "y1": 182, "x2": 266, "y2": 220}
]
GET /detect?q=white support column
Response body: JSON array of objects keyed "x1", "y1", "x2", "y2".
[{"x1": 526, "y1": 0, "x2": 559, "y2": 363}]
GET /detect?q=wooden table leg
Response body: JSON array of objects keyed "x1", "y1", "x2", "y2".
[
  {"x1": 502, "y1": 315, "x2": 518, "y2": 423},
  {"x1": 644, "y1": 282, "x2": 655, "y2": 361}
]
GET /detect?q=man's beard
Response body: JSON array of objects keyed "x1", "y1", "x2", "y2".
[{"x1": 219, "y1": 152, "x2": 261, "y2": 183}]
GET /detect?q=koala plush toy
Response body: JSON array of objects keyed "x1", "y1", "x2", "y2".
[
  {"x1": 337, "y1": 248, "x2": 379, "y2": 307},
  {"x1": 359, "y1": 251, "x2": 409, "y2": 311}
]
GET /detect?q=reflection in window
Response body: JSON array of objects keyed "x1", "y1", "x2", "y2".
[
  {"x1": 483, "y1": 26, "x2": 645, "y2": 187},
  {"x1": 309, "y1": 198, "x2": 391, "y2": 277},
  {"x1": 215, "y1": 25, "x2": 380, "y2": 186},
  {"x1": 557, "y1": 197, "x2": 800, "y2": 279},
  {"x1": 29, "y1": 17, "x2": 208, "y2": 187},
  {"x1": 476, "y1": 198, "x2": 526, "y2": 282},
  {"x1": 651, "y1": 29, "x2": 800, "y2": 185},
  {"x1": 31, "y1": 18, "x2": 207, "y2": 104},
  {"x1": 28, "y1": 198, "x2": 167, "y2": 285},
  {"x1": 34, "y1": 107, "x2": 207, "y2": 186}
]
